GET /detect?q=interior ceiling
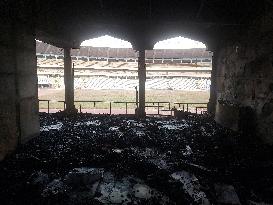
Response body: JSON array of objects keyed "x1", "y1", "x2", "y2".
[{"x1": 33, "y1": 0, "x2": 267, "y2": 49}]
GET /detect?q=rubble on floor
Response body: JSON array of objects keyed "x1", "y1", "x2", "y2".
[{"x1": 0, "y1": 113, "x2": 272, "y2": 204}]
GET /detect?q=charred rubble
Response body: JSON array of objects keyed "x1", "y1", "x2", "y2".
[{"x1": 0, "y1": 113, "x2": 272, "y2": 204}]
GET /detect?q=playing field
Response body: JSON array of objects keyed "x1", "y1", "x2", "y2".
[{"x1": 38, "y1": 89, "x2": 210, "y2": 110}]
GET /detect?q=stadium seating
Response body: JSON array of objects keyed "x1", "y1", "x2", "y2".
[
  {"x1": 36, "y1": 41, "x2": 212, "y2": 61},
  {"x1": 37, "y1": 41, "x2": 212, "y2": 91},
  {"x1": 73, "y1": 76, "x2": 210, "y2": 91}
]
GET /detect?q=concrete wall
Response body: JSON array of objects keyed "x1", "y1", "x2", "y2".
[
  {"x1": 0, "y1": 21, "x2": 39, "y2": 160},
  {"x1": 214, "y1": 21, "x2": 273, "y2": 143}
]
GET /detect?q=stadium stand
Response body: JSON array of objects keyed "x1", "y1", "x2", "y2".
[
  {"x1": 36, "y1": 41, "x2": 212, "y2": 91},
  {"x1": 72, "y1": 77, "x2": 210, "y2": 91},
  {"x1": 36, "y1": 41, "x2": 212, "y2": 62}
]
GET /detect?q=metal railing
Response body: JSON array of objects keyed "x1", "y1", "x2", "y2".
[
  {"x1": 174, "y1": 102, "x2": 208, "y2": 113},
  {"x1": 146, "y1": 101, "x2": 171, "y2": 115},
  {"x1": 113, "y1": 101, "x2": 136, "y2": 114},
  {"x1": 39, "y1": 99, "x2": 208, "y2": 115},
  {"x1": 38, "y1": 99, "x2": 50, "y2": 113},
  {"x1": 58, "y1": 100, "x2": 105, "y2": 112}
]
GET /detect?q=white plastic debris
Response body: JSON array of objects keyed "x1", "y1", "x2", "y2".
[
  {"x1": 135, "y1": 130, "x2": 145, "y2": 136},
  {"x1": 74, "y1": 120, "x2": 101, "y2": 127},
  {"x1": 113, "y1": 149, "x2": 123, "y2": 154},
  {"x1": 171, "y1": 171, "x2": 210, "y2": 204},
  {"x1": 248, "y1": 200, "x2": 273, "y2": 205},
  {"x1": 109, "y1": 126, "x2": 119, "y2": 131},
  {"x1": 40, "y1": 122, "x2": 63, "y2": 131},
  {"x1": 183, "y1": 145, "x2": 193, "y2": 156}
]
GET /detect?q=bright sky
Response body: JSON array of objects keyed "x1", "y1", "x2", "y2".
[
  {"x1": 154, "y1": 36, "x2": 206, "y2": 49},
  {"x1": 80, "y1": 35, "x2": 206, "y2": 49},
  {"x1": 81, "y1": 35, "x2": 132, "y2": 48}
]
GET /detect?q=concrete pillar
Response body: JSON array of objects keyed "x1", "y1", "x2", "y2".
[
  {"x1": 137, "y1": 49, "x2": 146, "y2": 117},
  {"x1": 0, "y1": 23, "x2": 39, "y2": 160},
  {"x1": 207, "y1": 52, "x2": 217, "y2": 115},
  {"x1": 64, "y1": 48, "x2": 75, "y2": 112}
]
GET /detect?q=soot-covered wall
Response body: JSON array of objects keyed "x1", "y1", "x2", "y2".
[{"x1": 214, "y1": 21, "x2": 273, "y2": 143}]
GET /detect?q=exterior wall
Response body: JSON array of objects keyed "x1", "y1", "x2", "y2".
[
  {"x1": 0, "y1": 22, "x2": 39, "y2": 160},
  {"x1": 214, "y1": 26, "x2": 273, "y2": 143}
]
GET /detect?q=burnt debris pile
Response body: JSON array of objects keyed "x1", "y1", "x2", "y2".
[{"x1": 0, "y1": 113, "x2": 272, "y2": 204}]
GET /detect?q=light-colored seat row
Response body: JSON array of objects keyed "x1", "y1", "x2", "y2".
[{"x1": 73, "y1": 77, "x2": 210, "y2": 91}]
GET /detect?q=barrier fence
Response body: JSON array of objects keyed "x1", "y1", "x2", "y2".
[
  {"x1": 174, "y1": 102, "x2": 208, "y2": 114},
  {"x1": 38, "y1": 99, "x2": 207, "y2": 115}
]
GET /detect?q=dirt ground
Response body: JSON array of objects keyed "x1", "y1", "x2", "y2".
[{"x1": 38, "y1": 89, "x2": 210, "y2": 110}]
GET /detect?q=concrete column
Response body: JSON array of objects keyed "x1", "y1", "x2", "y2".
[
  {"x1": 0, "y1": 23, "x2": 39, "y2": 160},
  {"x1": 207, "y1": 52, "x2": 217, "y2": 115},
  {"x1": 64, "y1": 48, "x2": 75, "y2": 112},
  {"x1": 137, "y1": 49, "x2": 146, "y2": 117}
]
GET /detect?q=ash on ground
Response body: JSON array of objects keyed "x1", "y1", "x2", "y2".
[{"x1": 0, "y1": 113, "x2": 272, "y2": 204}]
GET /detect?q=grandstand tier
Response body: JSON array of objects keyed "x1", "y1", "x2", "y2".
[
  {"x1": 38, "y1": 75, "x2": 211, "y2": 91},
  {"x1": 36, "y1": 41, "x2": 212, "y2": 92},
  {"x1": 36, "y1": 42, "x2": 212, "y2": 60}
]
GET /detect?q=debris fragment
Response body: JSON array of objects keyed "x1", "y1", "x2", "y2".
[
  {"x1": 171, "y1": 171, "x2": 210, "y2": 204},
  {"x1": 214, "y1": 183, "x2": 241, "y2": 205},
  {"x1": 42, "y1": 179, "x2": 67, "y2": 197},
  {"x1": 65, "y1": 167, "x2": 104, "y2": 187},
  {"x1": 183, "y1": 145, "x2": 193, "y2": 156}
]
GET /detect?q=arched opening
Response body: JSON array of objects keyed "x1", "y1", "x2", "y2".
[
  {"x1": 37, "y1": 35, "x2": 213, "y2": 115},
  {"x1": 36, "y1": 40, "x2": 65, "y2": 112},
  {"x1": 37, "y1": 35, "x2": 141, "y2": 114},
  {"x1": 144, "y1": 36, "x2": 212, "y2": 114}
]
